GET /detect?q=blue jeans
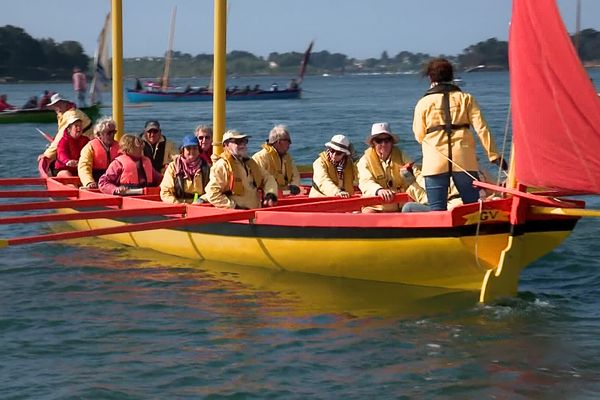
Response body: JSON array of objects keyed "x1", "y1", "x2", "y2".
[{"x1": 425, "y1": 172, "x2": 480, "y2": 211}]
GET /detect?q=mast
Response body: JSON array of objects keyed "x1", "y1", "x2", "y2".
[
  {"x1": 213, "y1": 0, "x2": 227, "y2": 155},
  {"x1": 111, "y1": 0, "x2": 124, "y2": 140},
  {"x1": 574, "y1": 0, "x2": 581, "y2": 56},
  {"x1": 297, "y1": 40, "x2": 314, "y2": 85},
  {"x1": 161, "y1": 6, "x2": 177, "y2": 92}
]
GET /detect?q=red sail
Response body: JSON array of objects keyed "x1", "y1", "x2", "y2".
[
  {"x1": 298, "y1": 40, "x2": 314, "y2": 84},
  {"x1": 510, "y1": 0, "x2": 600, "y2": 193}
]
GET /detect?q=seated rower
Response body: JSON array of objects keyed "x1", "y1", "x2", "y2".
[
  {"x1": 160, "y1": 135, "x2": 209, "y2": 204},
  {"x1": 77, "y1": 116, "x2": 120, "y2": 189},
  {"x1": 98, "y1": 134, "x2": 162, "y2": 195},
  {"x1": 203, "y1": 130, "x2": 278, "y2": 209},
  {"x1": 309, "y1": 134, "x2": 357, "y2": 198},
  {"x1": 252, "y1": 124, "x2": 301, "y2": 195},
  {"x1": 357, "y1": 122, "x2": 426, "y2": 212},
  {"x1": 54, "y1": 115, "x2": 90, "y2": 178}
]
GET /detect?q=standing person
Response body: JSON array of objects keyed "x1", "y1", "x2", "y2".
[
  {"x1": 77, "y1": 116, "x2": 120, "y2": 189},
  {"x1": 140, "y1": 120, "x2": 178, "y2": 174},
  {"x1": 72, "y1": 67, "x2": 88, "y2": 107},
  {"x1": 252, "y1": 124, "x2": 301, "y2": 195},
  {"x1": 203, "y1": 130, "x2": 278, "y2": 209},
  {"x1": 38, "y1": 93, "x2": 93, "y2": 163},
  {"x1": 309, "y1": 134, "x2": 357, "y2": 198},
  {"x1": 54, "y1": 115, "x2": 90, "y2": 178},
  {"x1": 160, "y1": 135, "x2": 209, "y2": 204},
  {"x1": 194, "y1": 124, "x2": 214, "y2": 165},
  {"x1": 0, "y1": 94, "x2": 15, "y2": 111},
  {"x1": 98, "y1": 134, "x2": 162, "y2": 195},
  {"x1": 357, "y1": 122, "x2": 426, "y2": 213},
  {"x1": 412, "y1": 58, "x2": 507, "y2": 211}
]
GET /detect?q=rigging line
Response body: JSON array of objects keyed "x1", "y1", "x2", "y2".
[
  {"x1": 421, "y1": 139, "x2": 478, "y2": 181},
  {"x1": 498, "y1": 101, "x2": 511, "y2": 186}
]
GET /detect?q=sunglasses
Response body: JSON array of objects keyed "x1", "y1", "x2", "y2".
[
  {"x1": 230, "y1": 138, "x2": 249, "y2": 145},
  {"x1": 146, "y1": 129, "x2": 160, "y2": 134},
  {"x1": 107, "y1": 129, "x2": 117, "y2": 135},
  {"x1": 373, "y1": 137, "x2": 392, "y2": 144},
  {"x1": 331, "y1": 150, "x2": 346, "y2": 156},
  {"x1": 197, "y1": 136, "x2": 212, "y2": 141}
]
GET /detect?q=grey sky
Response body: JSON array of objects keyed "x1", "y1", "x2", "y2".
[{"x1": 1, "y1": 0, "x2": 598, "y2": 59}]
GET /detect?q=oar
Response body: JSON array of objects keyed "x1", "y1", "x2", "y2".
[
  {"x1": 0, "y1": 194, "x2": 404, "y2": 247},
  {"x1": 531, "y1": 206, "x2": 600, "y2": 218},
  {"x1": 473, "y1": 181, "x2": 571, "y2": 207},
  {"x1": 0, "y1": 189, "x2": 79, "y2": 198},
  {"x1": 0, "y1": 197, "x2": 123, "y2": 212},
  {"x1": 1, "y1": 209, "x2": 257, "y2": 247},
  {"x1": 0, "y1": 177, "x2": 80, "y2": 187},
  {"x1": 36, "y1": 128, "x2": 54, "y2": 143},
  {"x1": 266, "y1": 193, "x2": 409, "y2": 213},
  {"x1": 0, "y1": 204, "x2": 186, "y2": 225}
]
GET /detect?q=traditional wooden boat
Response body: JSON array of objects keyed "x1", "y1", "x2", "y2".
[
  {"x1": 126, "y1": 87, "x2": 301, "y2": 103},
  {"x1": 126, "y1": 40, "x2": 313, "y2": 103},
  {"x1": 1, "y1": 0, "x2": 599, "y2": 304},
  {"x1": 0, "y1": 104, "x2": 101, "y2": 124}
]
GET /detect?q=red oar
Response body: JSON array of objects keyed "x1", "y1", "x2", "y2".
[
  {"x1": 0, "y1": 205, "x2": 186, "y2": 225},
  {"x1": 0, "y1": 197, "x2": 123, "y2": 212},
  {"x1": 0, "y1": 189, "x2": 79, "y2": 198},
  {"x1": 1, "y1": 209, "x2": 256, "y2": 247},
  {"x1": 267, "y1": 193, "x2": 409, "y2": 213},
  {"x1": 36, "y1": 128, "x2": 54, "y2": 143}
]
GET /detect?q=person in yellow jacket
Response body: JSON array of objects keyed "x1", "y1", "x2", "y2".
[
  {"x1": 160, "y1": 135, "x2": 210, "y2": 204},
  {"x1": 77, "y1": 116, "x2": 120, "y2": 189},
  {"x1": 203, "y1": 130, "x2": 278, "y2": 209},
  {"x1": 38, "y1": 93, "x2": 93, "y2": 162},
  {"x1": 252, "y1": 124, "x2": 301, "y2": 195},
  {"x1": 413, "y1": 58, "x2": 507, "y2": 211},
  {"x1": 357, "y1": 122, "x2": 426, "y2": 213},
  {"x1": 309, "y1": 134, "x2": 357, "y2": 198}
]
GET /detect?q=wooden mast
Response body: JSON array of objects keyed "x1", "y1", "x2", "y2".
[
  {"x1": 111, "y1": 0, "x2": 124, "y2": 140},
  {"x1": 213, "y1": 0, "x2": 227, "y2": 155},
  {"x1": 161, "y1": 6, "x2": 177, "y2": 92}
]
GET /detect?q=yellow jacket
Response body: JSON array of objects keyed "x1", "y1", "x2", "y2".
[
  {"x1": 309, "y1": 151, "x2": 356, "y2": 197},
  {"x1": 252, "y1": 144, "x2": 300, "y2": 189},
  {"x1": 160, "y1": 157, "x2": 206, "y2": 204},
  {"x1": 43, "y1": 108, "x2": 93, "y2": 160},
  {"x1": 413, "y1": 90, "x2": 500, "y2": 175},
  {"x1": 357, "y1": 147, "x2": 426, "y2": 212},
  {"x1": 203, "y1": 152, "x2": 278, "y2": 209}
]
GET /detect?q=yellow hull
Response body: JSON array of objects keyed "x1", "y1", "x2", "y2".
[{"x1": 64, "y1": 213, "x2": 574, "y2": 295}]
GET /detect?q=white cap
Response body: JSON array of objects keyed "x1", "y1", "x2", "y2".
[
  {"x1": 223, "y1": 129, "x2": 250, "y2": 143},
  {"x1": 325, "y1": 134, "x2": 351, "y2": 155}
]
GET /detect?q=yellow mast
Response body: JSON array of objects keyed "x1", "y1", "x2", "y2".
[
  {"x1": 111, "y1": 0, "x2": 124, "y2": 140},
  {"x1": 213, "y1": 0, "x2": 227, "y2": 154}
]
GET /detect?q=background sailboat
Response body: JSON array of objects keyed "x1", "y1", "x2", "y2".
[{"x1": 89, "y1": 12, "x2": 112, "y2": 106}]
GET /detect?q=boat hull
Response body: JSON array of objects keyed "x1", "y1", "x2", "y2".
[
  {"x1": 0, "y1": 105, "x2": 101, "y2": 124},
  {"x1": 126, "y1": 88, "x2": 301, "y2": 103},
  {"x1": 46, "y1": 180, "x2": 580, "y2": 298}
]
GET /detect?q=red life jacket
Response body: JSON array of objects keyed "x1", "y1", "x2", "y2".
[
  {"x1": 116, "y1": 154, "x2": 154, "y2": 187},
  {"x1": 90, "y1": 138, "x2": 120, "y2": 170}
]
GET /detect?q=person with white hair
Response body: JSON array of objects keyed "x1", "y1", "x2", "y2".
[
  {"x1": 357, "y1": 122, "x2": 426, "y2": 213},
  {"x1": 252, "y1": 124, "x2": 301, "y2": 195},
  {"x1": 77, "y1": 116, "x2": 120, "y2": 189},
  {"x1": 309, "y1": 134, "x2": 357, "y2": 198},
  {"x1": 203, "y1": 130, "x2": 278, "y2": 209}
]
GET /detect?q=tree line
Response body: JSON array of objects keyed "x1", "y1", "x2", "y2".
[{"x1": 1, "y1": 24, "x2": 599, "y2": 81}]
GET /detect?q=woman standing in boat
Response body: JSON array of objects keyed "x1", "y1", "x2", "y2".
[
  {"x1": 98, "y1": 134, "x2": 162, "y2": 195},
  {"x1": 412, "y1": 58, "x2": 507, "y2": 211},
  {"x1": 309, "y1": 134, "x2": 356, "y2": 198},
  {"x1": 357, "y1": 122, "x2": 426, "y2": 212},
  {"x1": 160, "y1": 135, "x2": 209, "y2": 204},
  {"x1": 77, "y1": 117, "x2": 120, "y2": 189},
  {"x1": 54, "y1": 115, "x2": 89, "y2": 178}
]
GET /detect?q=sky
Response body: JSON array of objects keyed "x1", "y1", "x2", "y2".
[{"x1": 1, "y1": 0, "x2": 599, "y2": 59}]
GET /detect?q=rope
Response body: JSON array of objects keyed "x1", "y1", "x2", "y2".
[
  {"x1": 497, "y1": 102, "x2": 511, "y2": 186},
  {"x1": 473, "y1": 198, "x2": 485, "y2": 271},
  {"x1": 421, "y1": 139, "x2": 479, "y2": 181}
]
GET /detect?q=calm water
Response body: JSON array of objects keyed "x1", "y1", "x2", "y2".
[{"x1": 1, "y1": 72, "x2": 600, "y2": 398}]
